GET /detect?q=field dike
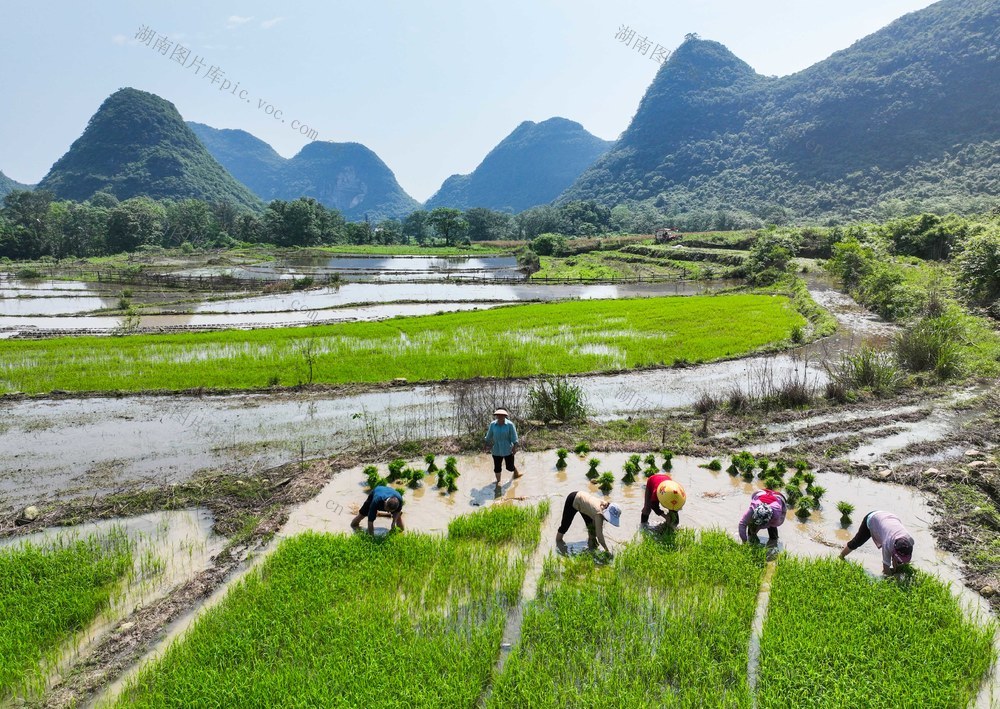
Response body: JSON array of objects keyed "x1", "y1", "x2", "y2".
[{"x1": 8, "y1": 450, "x2": 988, "y2": 707}]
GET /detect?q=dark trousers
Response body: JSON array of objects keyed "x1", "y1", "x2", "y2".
[
  {"x1": 847, "y1": 512, "x2": 875, "y2": 550},
  {"x1": 558, "y1": 492, "x2": 594, "y2": 536},
  {"x1": 493, "y1": 454, "x2": 515, "y2": 475}
]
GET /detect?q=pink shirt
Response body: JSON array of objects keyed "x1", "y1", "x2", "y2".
[{"x1": 738, "y1": 490, "x2": 787, "y2": 541}]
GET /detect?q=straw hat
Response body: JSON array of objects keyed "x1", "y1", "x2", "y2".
[{"x1": 493, "y1": 408, "x2": 509, "y2": 417}]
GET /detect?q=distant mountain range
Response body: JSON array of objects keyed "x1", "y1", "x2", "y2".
[
  {"x1": 189, "y1": 122, "x2": 419, "y2": 220},
  {"x1": 563, "y1": 0, "x2": 1000, "y2": 221},
  {"x1": 38, "y1": 88, "x2": 262, "y2": 211},
  {"x1": 0, "y1": 170, "x2": 31, "y2": 199},
  {"x1": 424, "y1": 118, "x2": 612, "y2": 212}
]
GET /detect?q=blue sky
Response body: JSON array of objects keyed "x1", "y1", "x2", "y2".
[{"x1": 1, "y1": 0, "x2": 936, "y2": 201}]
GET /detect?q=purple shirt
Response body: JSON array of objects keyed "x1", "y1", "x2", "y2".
[
  {"x1": 738, "y1": 490, "x2": 787, "y2": 541},
  {"x1": 867, "y1": 511, "x2": 914, "y2": 568}
]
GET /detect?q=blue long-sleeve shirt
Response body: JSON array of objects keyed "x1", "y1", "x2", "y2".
[{"x1": 484, "y1": 420, "x2": 518, "y2": 456}]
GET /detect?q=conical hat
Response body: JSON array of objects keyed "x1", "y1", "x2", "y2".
[{"x1": 657, "y1": 480, "x2": 686, "y2": 511}]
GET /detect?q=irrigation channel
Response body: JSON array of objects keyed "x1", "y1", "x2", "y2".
[{"x1": 88, "y1": 451, "x2": 1000, "y2": 706}]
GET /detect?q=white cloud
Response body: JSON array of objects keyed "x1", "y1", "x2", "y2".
[
  {"x1": 111, "y1": 34, "x2": 127, "y2": 45},
  {"x1": 260, "y1": 17, "x2": 284, "y2": 30},
  {"x1": 226, "y1": 15, "x2": 254, "y2": 28}
]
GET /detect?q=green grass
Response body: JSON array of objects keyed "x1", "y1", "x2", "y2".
[
  {"x1": 757, "y1": 556, "x2": 995, "y2": 708},
  {"x1": 117, "y1": 504, "x2": 547, "y2": 707},
  {"x1": 532, "y1": 251, "x2": 684, "y2": 280},
  {"x1": 0, "y1": 294, "x2": 805, "y2": 393},
  {"x1": 488, "y1": 530, "x2": 767, "y2": 707},
  {"x1": 447, "y1": 501, "x2": 550, "y2": 549},
  {"x1": 0, "y1": 532, "x2": 133, "y2": 697}
]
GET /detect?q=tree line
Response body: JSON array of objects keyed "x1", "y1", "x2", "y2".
[{"x1": 0, "y1": 190, "x2": 657, "y2": 260}]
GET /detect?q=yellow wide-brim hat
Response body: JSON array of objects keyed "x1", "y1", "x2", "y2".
[{"x1": 657, "y1": 480, "x2": 687, "y2": 511}]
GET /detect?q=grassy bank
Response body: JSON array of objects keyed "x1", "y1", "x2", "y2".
[
  {"x1": 758, "y1": 556, "x2": 995, "y2": 707},
  {"x1": 117, "y1": 505, "x2": 546, "y2": 707},
  {"x1": 489, "y1": 531, "x2": 766, "y2": 707},
  {"x1": 0, "y1": 294, "x2": 806, "y2": 393},
  {"x1": 1, "y1": 532, "x2": 132, "y2": 698}
]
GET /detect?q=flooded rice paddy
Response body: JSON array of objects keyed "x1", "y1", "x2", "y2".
[{"x1": 96, "y1": 451, "x2": 1000, "y2": 706}]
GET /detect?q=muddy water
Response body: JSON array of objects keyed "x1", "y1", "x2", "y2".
[{"x1": 0, "y1": 509, "x2": 221, "y2": 697}]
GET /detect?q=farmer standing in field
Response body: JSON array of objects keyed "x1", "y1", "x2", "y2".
[
  {"x1": 738, "y1": 488, "x2": 788, "y2": 543},
  {"x1": 484, "y1": 408, "x2": 520, "y2": 489},
  {"x1": 350, "y1": 485, "x2": 405, "y2": 535},
  {"x1": 641, "y1": 472, "x2": 686, "y2": 528},
  {"x1": 555, "y1": 490, "x2": 621, "y2": 554},
  {"x1": 839, "y1": 510, "x2": 914, "y2": 575}
]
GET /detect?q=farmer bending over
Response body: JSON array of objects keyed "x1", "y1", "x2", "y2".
[
  {"x1": 350, "y1": 485, "x2": 405, "y2": 535},
  {"x1": 641, "y1": 472, "x2": 686, "y2": 528},
  {"x1": 738, "y1": 489, "x2": 787, "y2": 543},
  {"x1": 484, "y1": 408, "x2": 520, "y2": 488},
  {"x1": 839, "y1": 510, "x2": 914, "y2": 575},
  {"x1": 555, "y1": 490, "x2": 621, "y2": 554}
]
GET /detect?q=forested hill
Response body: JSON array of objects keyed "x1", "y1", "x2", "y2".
[
  {"x1": 0, "y1": 170, "x2": 31, "y2": 199},
  {"x1": 38, "y1": 88, "x2": 262, "y2": 211},
  {"x1": 424, "y1": 117, "x2": 612, "y2": 212},
  {"x1": 563, "y1": 0, "x2": 1000, "y2": 223},
  {"x1": 189, "y1": 123, "x2": 420, "y2": 221}
]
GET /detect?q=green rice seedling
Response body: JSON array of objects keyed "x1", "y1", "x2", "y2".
[
  {"x1": 446, "y1": 475, "x2": 459, "y2": 493},
  {"x1": 795, "y1": 497, "x2": 813, "y2": 519},
  {"x1": 490, "y1": 530, "x2": 766, "y2": 707},
  {"x1": 836, "y1": 500, "x2": 855, "y2": 524},
  {"x1": 661, "y1": 449, "x2": 674, "y2": 471},
  {"x1": 1, "y1": 531, "x2": 133, "y2": 697},
  {"x1": 727, "y1": 451, "x2": 756, "y2": 477},
  {"x1": 0, "y1": 294, "x2": 806, "y2": 395},
  {"x1": 407, "y1": 469, "x2": 425, "y2": 489},
  {"x1": 424, "y1": 454, "x2": 437, "y2": 473},
  {"x1": 785, "y1": 486, "x2": 802, "y2": 508},
  {"x1": 598, "y1": 472, "x2": 615, "y2": 492},
  {"x1": 387, "y1": 458, "x2": 407, "y2": 482},
  {"x1": 445, "y1": 456, "x2": 459, "y2": 477},
  {"x1": 773, "y1": 461, "x2": 787, "y2": 477},
  {"x1": 119, "y1": 505, "x2": 548, "y2": 707},
  {"x1": 574, "y1": 442, "x2": 590, "y2": 455},
  {"x1": 621, "y1": 469, "x2": 637, "y2": 485},
  {"x1": 794, "y1": 459, "x2": 809, "y2": 473},
  {"x1": 363, "y1": 465, "x2": 382, "y2": 489},
  {"x1": 757, "y1": 456, "x2": 771, "y2": 478},
  {"x1": 588, "y1": 458, "x2": 601, "y2": 476},
  {"x1": 628, "y1": 454, "x2": 641, "y2": 469},
  {"x1": 807, "y1": 484, "x2": 826, "y2": 504},
  {"x1": 757, "y1": 556, "x2": 996, "y2": 707},
  {"x1": 762, "y1": 476, "x2": 784, "y2": 492},
  {"x1": 802, "y1": 471, "x2": 816, "y2": 485},
  {"x1": 643, "y1": 453, "x2": 657, "y2": 469},
  {"x1": 556, "y1": 448, "x2": 569, "y2": 469},
  {"x1": 436, "y1": 471, "x2": 451, "y2": 490},
  {"x1": 700, "y1": 458, "x2": 723, "y2": 471}
]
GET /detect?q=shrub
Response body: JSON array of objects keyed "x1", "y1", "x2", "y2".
[
  {"x1": 528, "y1": 377, "x2": 587, "y2": 423},
  {"x1": 693, "y1": 391, "x2": 719, "y2": 416},
  {"x1": 956, "y1": 229, "x2": 1000, "y2": 306},
  {"x1": 15, "y1": 267, "x2": 42, "y2": 279},
  {"x1": 530, "y1": 233, "x2": 568, "y2": 256},
  {"x1": 826, "y1": 345, "x2": 901, "y2": 395},
  {"x1": 893, "y1": 312, "x2": 965, "y2": 379}
]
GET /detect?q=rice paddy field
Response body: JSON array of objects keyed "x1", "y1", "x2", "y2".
[
  {"x1": 0, "y1": 532, "x2": 133, "y2": 697},
  {"x1": 115, "y1": 504, "x2": 548, "y2": 707},
  {"x1": 97, "y1": 517, "x2": 997, "y2": 707},
  {"x1": 0, "y1": 293, "x2": 805, "y2": 393},
  {"x1": 489, "y1": 530, "x2": 767, "y2": 707},
  {"x1": 757, "y1": 556, "x2": 995, "y2": 708}
]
